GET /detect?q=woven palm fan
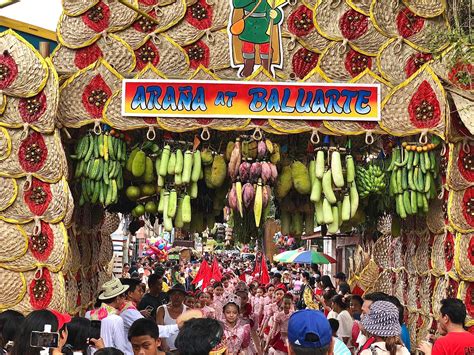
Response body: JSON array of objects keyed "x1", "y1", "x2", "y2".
[
  {"x1": 401, "y1": 0, "x2": 446, "y2": 18},
  {"x1": 448, "y1": 187, "x2": 474, "y2": 233},
  {"x1": 426, "y1": 197, "x2": 445, "y2": 234},
  {"x1": 415, "y1": 230, "x2": 432, "y2": 276},
  {"x1": 166, "y1": 0, "x2": 229, "y2": 46},
  {"x1": 372, "y1": 234, "x2": 392, "y2": 269},
  {"x1": 78, "y1": 233, "x2": 93, "y2": 270},
  {"x1": 68, "y1": 227, "x2": 82, "y2": 274},
  {"x1": 12, "y1": 268, "x2": 66, "y2": 313},
  {"x1": 58, "y1": 59, "x2": 122, "y2": 129},
  {"x1": 0, "y1": 129, "x2": 65, "y2": 184},
  {"x1": 318, "y1": 41, "x2": 375, "y2": 82},
  {"x1": 370, "y1": 0, "x2": 449, "y2": 53},
  {"x1": 52, "y1": 34, "x2": 136, "y2": 76},
  {"x1": 458, "y1": 281, "x2": 474, "y2": 327},
  {"x1": 431, "y1": 45, "x2": 473, "y2": 93},
  {"x1": 281, "y1": 2, "x2": 330, "y2": 53},
  {"x1": 406, "y1": 272, "x2": 418, "y2": 312},
  {"x1": 0, "y1": 222, "x2": 67, "y2": 273},
  {"x1": 100, "y1": 211, "x2": 120, "y2": 236},
  {"x1": 358, "y1": 259, "x2": 379, "y2": 290},
  {"x1": 314, "y1": 0, "x2": 387, "y2": 55},
  {"x1": 63, "y1": 0, "x2": 100, "y2": 16},
  {"x1": 393, "y1": 269, "x2": 407, "y2": 305},
  {"x1": 431, "y1": 276, "x2": 448, "y2": 318},
  {"x1": 0, "y1": 220, "x2": 28, "y2": 263},
  {"x1": 346, "y1": 0, "x2": 371, "y2": 15},
  {"x1": 0, "y1": 268, "x2": 26, "y2": 311},
  {"x1": 57, "y1": 0, "x2": 138, "y2": 49},
  {"x1": 0, "y1": 127, "x2": 11, "y2": 163},
  {"x1": 99, "y1": 234, "x2": 114, "y2": 267},
  {"x1": 275, "y1": 37, "x2": 321, "y2": 80},
  {"x1": 64, "y1": 273, "x2": 79, "y2": 314},
  {"x1": 366, "y1": 269, "x2": 392, "y2": 295},
  {"x1": 115, "y1": 0, "x2": 186, "y2": 49},
  {"x1": 0, "y1": 177, "x2": 17, "y2": 213},
  {"x1": 447, "y1": 142, "x2": 474, "y2": 191},
  {"x1": 63, "y1": 186, "x2": 75, "y2": 229},
  {"x1": 0, "y1": 30, "x2": 49, "y2": 99},
  {"x1": 418, "y1": 274, "x2": 433, "y2": 314},
  {"x1": 454, "y1": 232, "x2": 474, "y2": 281},
  {"x1": 377, "y1": 38, "x2": 434, "y2": 86},
  {"x1": 380, "y1": 65, "x2": 446, "y2": 140}
]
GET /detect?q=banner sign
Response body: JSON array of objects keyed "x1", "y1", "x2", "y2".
[{"x1": 122, "y1": 79, "x2": 380, "y2": 121}]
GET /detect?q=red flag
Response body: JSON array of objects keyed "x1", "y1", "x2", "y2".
[
  {"x1": 252, "y1": 252, "x2": 270, "y2": 285},
  {"x1": 211, "y1": 257, "x2": 222, "y2": 282},
  {"x1": 192, "y1": 260, "x2": 210, "y2": 285}
]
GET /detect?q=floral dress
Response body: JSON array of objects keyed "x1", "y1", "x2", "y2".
[
  {"x1": 223, "y1": 319, "x2": 251, "y2": 355},
  {"x1": 268, "y1": 310, "x2": 292, "y2": 354}
]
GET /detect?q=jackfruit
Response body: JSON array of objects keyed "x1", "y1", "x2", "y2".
[
  {"x1": 270, "y1": 143, "x2": 281, "y2": 165},
  {"x1": 225, "y1": 142, "x2": 235, "y2": 162},
  {"x1": 291, "y1": 212, "x2": 303, "y2": 236},
  {"x1": 291, "y1": 161, "x2": 311, "y2": 195},
  {"x1": 204, "y1": 166, "x2": 215, "y2": 189},
  {"x1": 201, "y1": 149, "x2": 214, "y2": 166},
  {"x1": 281, "y1": 211, "x2": 290, "y2": 235},
  {"x1": 275, "y1": 166, "x2": 293, "y2": 200},
  {"x1": 210, "y1": 154, "x2": 226, "y2": 188}
]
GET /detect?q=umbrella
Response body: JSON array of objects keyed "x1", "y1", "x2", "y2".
[{"x1": 273, "y1": 249, "x2": 336, "y2": 264}]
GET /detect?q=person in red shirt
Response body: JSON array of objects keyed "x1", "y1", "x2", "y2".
[{"x1": 418, "y1": 298, "x2": 474, "y2": 355}]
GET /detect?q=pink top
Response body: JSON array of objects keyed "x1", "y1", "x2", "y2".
[
  {"x1": 269, "y1": 310, "x2": 292, "y2": 340},
  {"x1": 200, "y1": 305, "x2": 216, "y2": 319},
  {"x1": 223, "y1": 319, "x2": 251, "y2": 354},
  {"x1": 262, "y1": 302, "x2": 279, "y2": 330}
]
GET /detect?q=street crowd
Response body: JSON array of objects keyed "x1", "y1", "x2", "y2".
[{"x1": 0, "y1": 254, "x2": 473, "y2": 355}]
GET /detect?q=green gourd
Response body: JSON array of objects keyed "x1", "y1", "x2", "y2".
[
  {"x1": 331, "y1": 151, "x2": 344, "y2": 188},
  {"x1": 167, "y1": 152, "x2": 176, "y2": 176},
  {"x1": 322, "y1": 198, "x2": 333, "y2": 224},
  {"x1": 182, "y1": 195, "x2": 192, "y2": 223},
  {"x1": 182, "y1": 150, "x2": 193, "y2": 184},
  {"x1": 159, "y1": 145, "x2": 171, "y2": 177},
  {"x1": 191, "y1": 150, "x2": 202, "y2": 183},
  {"x1": 315, "y1": 150, "x2": 325, "y2": 179},
  {"x1": 322, "y1": 170, "x2": 337, "y2": 204}
]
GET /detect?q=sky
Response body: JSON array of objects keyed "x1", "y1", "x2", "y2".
[{"x1": 1, "y1": 0, "x2": 62, "y2": 32}]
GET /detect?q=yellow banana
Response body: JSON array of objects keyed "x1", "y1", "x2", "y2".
[
  {"x1": 254, "y1": 179, "x2": 263, "y2": 227},
  {"x1": 236, "y1": 180, "x2": 243, "y2": 217}
]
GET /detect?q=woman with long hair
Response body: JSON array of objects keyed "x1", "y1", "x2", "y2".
[{"x1": 0, "y1": 311, "x2": 24, "y2": 354}]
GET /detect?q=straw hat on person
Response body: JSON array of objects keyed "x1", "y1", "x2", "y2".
[
  {"x1": 98, "y1": 278, "x2": 129, "y2": 300},
  {"x1": 361, "y1": 301, "x2": 402, "y2": 337}
]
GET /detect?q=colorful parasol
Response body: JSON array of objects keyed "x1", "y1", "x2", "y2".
[{"x1": 273, "y1": 249, "x2": 336, "y2": 264}]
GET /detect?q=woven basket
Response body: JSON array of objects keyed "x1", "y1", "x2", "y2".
[
  {"x1": 448, "y1": 187, "x2": 474, "y2": 233},
  {"x1": 0, "y1": 128, "x2": 11, "y2": 163},
  {"x1": 358, "y1": 259, "x2": 380, "y2": 290},
  {"x1": 0, "y1": 220, "x2": 28, "y2": 263},
  {"x1": 457, "y1": 281, "x2": 474, "y2": 326},
  {"x1": 447, "y1": 142, "x2": 474, "y2": 191},
  {"x1": 418, "y1": 274, "x2": 433, "y2": 315},
  {"x1": 393, "y1": 268, "x2": 407, "y2": 305},
  {"x1": 58, "y1": 59, "x2": 122, "y2": 129},
  {"x1": 57, "y1": 0, "x2": 138, "y2": 49},
  {"x1": 0, "y1": 177, "x2": 17, "y2": 213},
  {"x1": 68, "y1": 227, "x2": 82, "y2": 274},
  {"x1": 1, "y1": 59, "x2": 58, "y2": 134},
  {"x1": 426, "y1": 197, "x2": 445, "y2": 234},
  {"x1": 0, "y1": 29, "x2": 49, "y2": 98},
  {"x1": 78, "y1": 233, "x2": 93, "y2": 271},
  {"x1": 415, "y1": 230, "x2": 432, "y2": 276},
  {"x1": 454, "y1": 232, "x2": 474, "y2": 281},
  {"x1": 0, "y1": 129, "x2": 65, "y2": 183},
  {"x1": 0, "y1": 177, "x2": 70, "y2": 225},
  {"x1": 12, "y1": 268, "x2": 66, "y2": 313},
  {"x1": 377, "y1": 38, "x2": 435, "y2": 86},
  {"x1": 401, "y1": 0, "x2": 446, "y2": 18},
  {"x1": 366, "y1": 269, "x2": 392, "y2": 295},
  {"x1": 346, "y1": 0, "x2": 371, "y2": 15},
  {"x1": 52, "y1": 34, "x2": 136, "y2": 76},
  {"x1": 314, "y1": 0, "x2": 386, "y2": 55},
  {"x1": 63, "y1": 186, "x2": 75, "y2": 229},
  {"x1": 431, "y1": 276, "x2": 448, "y2": 319},
  {"x1": 64, "y1": 272, "x2": 79, "y2": 314},
  {"x1": 380, "y1": 64, "x2": 446, "y2": 139},
  {"x1": 0, "y1": 222, "x2": 67, "y2": 273},
  {"x1": 99, "y1": 234, "x2": 114, "y2": 267},
  {"x1": 282, "y1": 2, "x2": 330, "y2": 53},
  {"x1": 0, "y1": 268, "x2": 26, "y2": 310},
  {"x1": 370, "y1": 0, "x2": 449, "y2": 52},
  {"x1": 274, "y1": 37, "x2": 320, "y2": 81},
  {"x1": 406, "y1": 272, "x2": 418, "y2": 312},
  {"x1": 416, "y1": 314, "x2": 433, "y2": 348},
  {"x1": 318, "y1": 41, "x2": 375, "y2": 82},
  {"x1": 63, "y1": 0, "x2": 100, "y2": 16}
]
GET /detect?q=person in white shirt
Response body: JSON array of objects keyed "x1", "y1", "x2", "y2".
[{"x1": 332, "y1": 294, "x2": 353, "y2": 345}]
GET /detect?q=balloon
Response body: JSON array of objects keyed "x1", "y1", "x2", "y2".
[{"x1": 158, "y1": 243, "x2": 165, "y2": 250}]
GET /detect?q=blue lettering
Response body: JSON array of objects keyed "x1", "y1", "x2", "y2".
[
  {"x1": 131, "y1": 86, "x2": 146, "y2": 110},
  {"x1": 192, "y1": 87, "x2": 207, "y2": 111},
  {"x1": 281, "y1": 88, "x2": 295, "y2": 113},
  {"x1": 248, "y1": 88, "x2": 267, "y2": 112},
  {"x1": 311, "y1": 90, "x2": 326, "y2": 113},
  {"x1": 356, "y1": 90, "x2": 371, "y2": 114},
  {"x1": 214, "y1": 91, "x2": 226, "y2": 106},
  {"x1": 178, "y1": 86, "x2": 193, "y2": 110},
  {"x1": 341, "y1": 89, "x2": 358, "y2": 114},
  {"x1": 295, "y1": 89, "x2": 313, "y2": 113},
  {"x1": 162, "y1": 87, "x2": 177, "y2": 111},
  {"x1": 146, "y1": 86, "x2": 162, "y2": 110},
  {"x1": 225, "y1": 92, "x2": 237, "y2": 107},
  {"x1": 325, "y1": 89, "x2": 343, "y2": 114},
  {"x1": 267, "y1": 88, "x2": 281, "y2": 112}
]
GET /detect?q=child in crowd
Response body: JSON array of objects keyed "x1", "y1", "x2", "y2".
[
  {"x1": 266, "y1": 293, "x2": 294, "y2": 354},
  {"x1": 196, "y1": 291, "x2": 216, "y2": 319},
  {"x1": 222, "y1": 294, "x2": 251, "y2": 354}
]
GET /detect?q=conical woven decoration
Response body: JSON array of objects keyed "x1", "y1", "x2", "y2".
[
  {"x1": 0, "y1": 220, "x2": 28, "y2": 262},
  {"x1": 458, "y1": 281, "x2": 474, "y2": 326},
  {"x1": 63, "y1": 0, "x2": 100, "y2": 16},
  {"x1": 314, "y1": 0, "x2": 387, "y2": 55},
  {"x1": 0, "y1": 268, "x2": 26, "y2": 310},
  {"x1": 366, "y1": 269, "x2": 392, "y2": 295},
  {"x1": 373, "y1": 234, "x2": 392, "y2": 269},
  {"x1": 115, "y1": 0, "x2": 186, "y2": 49},
  {"x1": 377, "y1": 38, "x2": 434, "y2": 85},
  {"x1": 132, "y1": 33, "x2": 189, "y2": 75},
  {"x1": 370, "y1": 0, "x2": 449, "y2": 52},
  {"x1": 401, "y1": 0, "x2": 446, "y2": 18},
  {"x1": 282, "y1": 2, "x2": 330, "y2": 53},
  {"x1": 346, "y1": 0, "x2": 371, "y2": 15},
  {"x1": 448, "y1": 187, "x2": 474, "y2": 233},
  {"x1": 1, "y1": 59, "x2": 58, "y2": 134},
  {"x1": 58, "y1": 59, "x2": 122, "y2": 128},
  {"x1": 318, "y1": 41, "x2": 374, "y2": 82},
  {"x1": 454, "y1": 232, "x2": 474, "y2": 281},
  {"x1": 51, "y1": 34, "x2": 136, "y2": 76},
  {"x1": 358, "y1": 259, "x2": 379, "y2": 291},
  {"x1": 57, "y1": 0, "x2": 138, "y2": 49},
  {"x1": 447, "y1": 142, "x2": 474, "y2": 191},
  {"x1": 0, "y1": 30, "x2": 49, "y2": 98},
  {"x1": 380, "y1": 65, "x2": 446, "y2": 138}
]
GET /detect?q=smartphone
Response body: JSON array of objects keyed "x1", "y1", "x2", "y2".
[
  {"x1": 89, "y1": 320, "x2": 101, "y2": 342},
  {"x1": 145, "y1": 306, "x2": 154, "y2": 313},
  {"x1": 30, "y1": 331, "x2": 60, "y2": 348}
]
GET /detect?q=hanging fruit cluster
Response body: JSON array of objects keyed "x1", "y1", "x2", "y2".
[
  {"x1": 356, "y1": 163, "x2": 386, "y2": 198},
  {"x1": 388, "y1": 139, "x2": 440, "y2": 218},
  {"x1": 73, "y1": 127, "x2": 128, "y2": 206}
]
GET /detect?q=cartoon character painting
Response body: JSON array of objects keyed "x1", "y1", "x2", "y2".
[{"x1": 229, "y1": 0, "x2": 287, "y2": 77}]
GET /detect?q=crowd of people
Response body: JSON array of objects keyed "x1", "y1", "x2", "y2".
[{"x1": 0, "y1": 255, "x2": 472, "y2": 355}]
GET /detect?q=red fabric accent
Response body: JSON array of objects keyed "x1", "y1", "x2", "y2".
[
  {"x1": 242, "y1": 42, "x2": 270, "y2": 54},
  {"x1": 339, "y1": 9, "x2": 368, "y2": 40},
  {"x1": 351, "y1": 284, "x2": 364, "y2": 296},
  {"x1": 143, "y1": 117, "x2": 156, "y2": 124},
  {"x1": 81, "y1": 1, "x2": 110, "y2": 33},
  {"x1": 462, "y1": 187, "x2": 474, "y2": 227},
  {"x1": 457, "y1": 143, "x2": 474, "y2": 182},
  {"x1": 185, "y1": 0, "x2": 213, "y2": 30},
  {"x1": 29, "y1": 268, "x2": 53, "y2": 310},
  {"x1": 287, "y1": 5, "x2": 314, "y2": 37},
  {"x1": 251, "y1": 119, "x2": 266, "y2": 126},
  {"x1": 444, "y1": 231, "x2": 455, "y2": 271},
  {"x1": 193, "y1": 260, "x2": 210, "y2": 286},
  {"x1": 359, "y1": 336, "x2": 376, "y2": 352},
  {"x1": 82, "y1": 74, "x2": 112, "y2": 118},
  {"x1": 269, "y1": 332, "x2": 288, "y2": 352},
  {"x1": 74, "y1": 43, "x2": 103, "y2": 69},
  {"x1": 359, "y1": 122, "x2": 377, "y2": 129},
  {"x1": 306, "y1": 121, "x2": 321, "y2": 128},
  {"x1": 18, "y1": 92, "x2": 47, "y2": 123},
  {"x1": 29, "y1": 221, "x2": 54, "y2": 261},
  {"x1": 211, "y1": 257, "x2": 223, "y2": 282},
  {"x1": 351, "y1": 321, "x2": 360, "y2": 348},
  {"x1": 0, "y1": 51, "x2": 18, "y2": 90},
  {"x1": 469, "y1": 236, "x2": 474, "y2": 266},
  {"x1": 134, "y1": 40, "x2": 160, "y2": 71},
  {"x1": 405, "y1": 53, "x2": 433, "y2": 78},
  {"x1": 24, "y1": 178, "x2": 52, "y2": 216},
  {"x1": 251, "y1": 253, "x2": 270, "y2": 285},
  {"x1": 132, "y1": 10, "x2": 158, "y2": 33},
  {"x1": 18, "y1": 132, "x2": 48, "y2": 172},
  {"x1": 292, "y1": 47, "x2": 319, "y2": 79},
  {"x1": 344, "y1": 49, "x2": 372, "y2": 77},
  {"x1": 396, "y1": 8, "x2": 424, "y2": 38},
  {"x1": 196, "y1": 118, "x2": 213, "y2": 125},
  {"x1": 466, "y1": 283, "x2": 474, "y2": 318},
  {"x1": 408, "y1": 80, "x2": 441, "y2": 128},
  {"x1": 448, "y1": 62, "x2": 474, "y2": 90},
  {"x1": 184, "y1": 40, "x2": 210, "y2": 69},
  {"x1": 139, "y1": 0, "x2": 156, "y2": 5}
]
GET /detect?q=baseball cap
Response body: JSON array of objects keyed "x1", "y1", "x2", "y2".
[
  {"x1": 138, "y1": 267, "x2": 145, "y2": 274},
  {"x1": 50, "y1": 309, "x2": 71, "y2": 330},
  {"x1": 288, "y1": 310, "x2": 332, "y2": 349}
]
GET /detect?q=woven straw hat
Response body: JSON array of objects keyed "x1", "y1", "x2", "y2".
[
  {"x1": 115, "y1": 0, "x2": 186, "y2": 49},
  {"x1": 448, "y1": 187, "x2": 474, "y2": 233},
  {"x1": 318, "y1": 41, "x2": 375, "y2": 82},
  {"x1": 1, "y1": 59, "x2": 58, "y2": 134},
  {"x1": 57, "y1": 0, "x2": 138, "y2": 49},
  {"x1": 380, "y1": 65, "x2": 446, "y2": 139},
  {"x1": 0, "y1": 30, "x2": 49, "y2": 99},
  {"x1": 0, "y1": 129, "x2": 66, "y2": 184},
  {"x1": 401, "y1": 0, "x2": 446, "y2": 18},
  {"x1": 458, "y1": 281, "x2": 474, "y2": 327},
  {"x1": 454, "y1": 232, "x2": 474, "y2": 281},
  {"x1": 275, "y1": 37, "x2": 321, "y2": 80},
  {"x1": 370, "y1": 0, "x2": 449, "y2": 52},
  {"x1": 282, "y1": 2, "x2": 330, "y2": 53},
  {"x1": 63, "y1": 0, "x2": 100, "y2": 16},
  {"x1": 0, "y1": 268, "x2": 26, "y2": 311},
  {"x1": 0, "y1": 222, "x2": 67, "y2": 273},
  {"x1": 52, "y1": 34, "x2": 136, "y2": 76},
  {"x1": 314, "y1": 0, "x2": 387, "y2": 55},
  {"x1": 0, "y1": 220, "x2": 28, "y2": 263},
  {"x1": 58, "y1": 59, "x2": 122, "y2": 129},
  {"x1": 99, "y1": 278, "x2": 129, "y2": 300},
  {"x1": 447, "y1": 142, "x2": 474, "y2": 191}
]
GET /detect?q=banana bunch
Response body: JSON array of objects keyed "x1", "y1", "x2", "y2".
[
  {"x1": 387, "y1": 143, "x2": 439, "y2": 219},
  {"x1": 73, "y1": 129, "x2": 127, "y2": 207},
  {"x1": 356, "y1": 164, "x2": 386, "y2": 198}
]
